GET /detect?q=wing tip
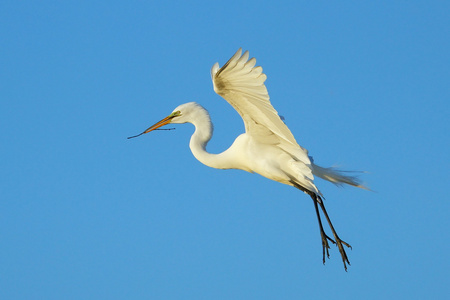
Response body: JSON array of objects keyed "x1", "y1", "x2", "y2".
[{"x1": 211, "y1": 62, "x2": 220, "y2": 79}]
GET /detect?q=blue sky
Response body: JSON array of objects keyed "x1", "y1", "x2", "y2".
[{"x1": 1, "y1": 1, "x2": 449, "y2": 299}]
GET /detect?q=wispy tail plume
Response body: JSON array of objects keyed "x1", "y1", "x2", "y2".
[{"x1": 312, "y1": 163, "x2": 369, "y2": 190}]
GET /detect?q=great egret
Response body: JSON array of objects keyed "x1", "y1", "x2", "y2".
[{"x1": 129, "y1": 49, "x2": 366, "y2": 270}]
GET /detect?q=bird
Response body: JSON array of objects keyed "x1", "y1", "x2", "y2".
[{"x1": 128, "y1": 48, "x2": 367, "y2": 270}]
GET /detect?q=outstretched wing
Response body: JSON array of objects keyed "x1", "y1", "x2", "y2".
[
  {"x1": 212, "y1": 48, "x2": 315, "y2": 191},
  {"x1": 211, "y1": 48, "x2": 299, "y2": 147},
  {"x1": 212, "y1": 49, "x2": 311, "y2": 154}
]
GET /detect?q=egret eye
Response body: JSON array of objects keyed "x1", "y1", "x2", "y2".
[{"x1": 170, "y1": 111, "x2": 181, "y2": 118}]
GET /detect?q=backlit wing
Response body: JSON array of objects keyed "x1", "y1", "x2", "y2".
[
  {"x1": 212, "y1": 49, "x2": 300, "y2": 145},
  {"x1": 212, "y1": 48, "x2": 314, "y2": 190},
  {"x1": 211, "y1": 49, "x2": 310, "y2": 157}
]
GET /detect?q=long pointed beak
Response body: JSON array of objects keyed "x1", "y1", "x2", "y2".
[{"x1": 127, "y1": 115, "x2": 173, "y2": 139}]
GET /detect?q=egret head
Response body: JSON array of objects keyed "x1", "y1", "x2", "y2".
[
  {"x1": 169, "y1": 102, "x2": 210, "y2": 124},
  {"x1": 127, "y1": 102, "x2": 207, "y2": 139}
]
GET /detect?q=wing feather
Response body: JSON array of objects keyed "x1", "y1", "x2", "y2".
[
  {"x1": 211, "y1": 49, "x2": 315, "y2": 190},
  {"x1": 212, "y1": 48, "x2": 299, "y2": 148}
]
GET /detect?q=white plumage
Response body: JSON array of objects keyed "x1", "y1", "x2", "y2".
[{"x1": 129, "y1": 48, "x2": 367, "y2": 270}]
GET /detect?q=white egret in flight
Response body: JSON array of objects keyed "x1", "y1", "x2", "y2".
[{"x1": 129, "y1": 49, "x2": 367, "y2": 270}]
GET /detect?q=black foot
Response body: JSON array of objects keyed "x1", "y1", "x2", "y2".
[
  {"x1": 334, "y1": 235, "x2": 352, "y2": 271},
  {"x1": 319, "y1": 230, "x2": 336, "y2": 264}
]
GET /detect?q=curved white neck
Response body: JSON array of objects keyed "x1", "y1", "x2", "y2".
[{"x1": 188, "y1": 108, "x2": 234, "y2": 170}]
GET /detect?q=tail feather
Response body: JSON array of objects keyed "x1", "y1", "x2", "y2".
[{"x1": 312, "y1": 163, "x2": 369, "y2": 190}]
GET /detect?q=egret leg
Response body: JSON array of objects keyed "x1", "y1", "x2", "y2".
[
  {"x1": 290, "y1": 181, "x2": 351, "y2": 270},
  {"x1": 312, "y1": 198, "x2": 335, "y2": 263},
  {"x1": 314, "y1": 194, "x2": 352, "y2": 271}
]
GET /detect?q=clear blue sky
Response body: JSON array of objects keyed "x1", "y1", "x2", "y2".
[{"x1": 1, "y1": 1, "x2": 449, "y2": 299}]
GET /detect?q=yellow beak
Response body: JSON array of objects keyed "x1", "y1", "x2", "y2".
[{"x1": 127, "y1": 115, "x2": 174, "y2": 139}]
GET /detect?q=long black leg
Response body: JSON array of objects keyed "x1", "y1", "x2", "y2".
[
  {"x1": 290, "y1": 181, "x2": 351, "y2": 270},
  {"x1": 316, "y1": 194, "x2": 352, "y2": 271},
  {"x1": 312, "y1": 197, "x2": 336, "y2": 264}
]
